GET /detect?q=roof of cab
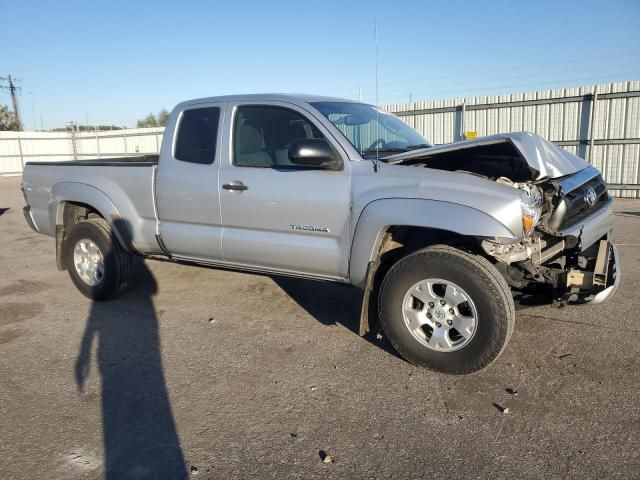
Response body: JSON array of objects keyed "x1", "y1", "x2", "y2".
[{"x1": 175, "y1": 93, "x2": 362, "y2": 109}]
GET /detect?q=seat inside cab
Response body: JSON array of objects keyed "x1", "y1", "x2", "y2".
[{"x1": 234, "y1": 107, "x2": 324, "y2": 168}]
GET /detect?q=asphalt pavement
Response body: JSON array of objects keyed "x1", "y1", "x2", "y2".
[{"x1": 0, "y1": 175, "x2": 638, "y2": 479}]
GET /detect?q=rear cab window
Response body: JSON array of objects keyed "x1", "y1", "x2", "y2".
[{"x1": 174, "y1": 107, "x2": 221, "y2": 164}]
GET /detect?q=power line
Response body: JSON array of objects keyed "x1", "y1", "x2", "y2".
[
  {"x1": 353, "y1": 66, "x2": 640, "y2": 104},
  {"x1": 326, "y1": 50, "x2": 640, "y2": 96},
  {"x1": 375, "y1": 74, "x2": 640, "y2": 105},
  {"x1": 371, "y1": 62, "x2": 640, "y2": 100}
]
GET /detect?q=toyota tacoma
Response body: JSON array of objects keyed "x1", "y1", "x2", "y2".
[{"x1": 21, "y1": 94, "x2": 620, "y2": 374}]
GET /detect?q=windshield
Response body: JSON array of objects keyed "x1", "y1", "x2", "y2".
[{"x1": 310, "y1": 102, "x2": 431, "y2": 158}]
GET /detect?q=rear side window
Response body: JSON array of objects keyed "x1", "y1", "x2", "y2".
[{"x1": 174, "y1": 107, "x2": 220, "y2": 164}]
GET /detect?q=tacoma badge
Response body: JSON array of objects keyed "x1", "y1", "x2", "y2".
[{"x1": 290, "y1": 224, "x2": 330, "y2": 233}]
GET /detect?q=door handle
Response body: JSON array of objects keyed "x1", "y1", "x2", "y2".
[{"x1": 222, "y1": 181, "x2": 249, "y2": 191}]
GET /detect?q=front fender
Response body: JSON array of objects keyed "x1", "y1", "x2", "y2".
[
  {"x1": 50, "y1": 182, "x2": 134, "y2": 251},
  {"x1": 349, "y1": 198, "x2": 519, "y2": 288}
]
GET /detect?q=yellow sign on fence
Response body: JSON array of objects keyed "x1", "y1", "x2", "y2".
[{"x1": 464, "y1": 131, "x2": 478, "y2": 140}]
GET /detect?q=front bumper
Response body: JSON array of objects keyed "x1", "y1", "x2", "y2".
[
  {"x1": 558, "y1": 198, "x2": 614, "y2": 252},
  {"x1": 558, "y1": 197, "x2": 619, "y2": 304},
  {"x1": 565, "y1": 239, "x2": 620, "y2": 304},
  {"x1": 589, "y1": 242, "x2": 620, "y2": 304}
]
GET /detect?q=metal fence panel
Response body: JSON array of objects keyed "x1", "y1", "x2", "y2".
[
  {"x1": 385, "y1": 80, "x2": 640, "y2": 197},
  {"x1": 0, "y1": 128, "x2": 165, "y2": 171},
  {"x1": 1, "y1": 83, "x2": 638, "y2": 197}
]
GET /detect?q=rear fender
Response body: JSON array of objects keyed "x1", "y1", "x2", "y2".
[{"x1": 50, "y1": 182, "x2": 135, "y2": 260}]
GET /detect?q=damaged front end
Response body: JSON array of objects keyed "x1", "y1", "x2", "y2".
[
  {"x1": 481, "y1": 166, "x2": 620, "y2": 303},
  {"x1": 386, "y1": 131, "x2": 620, "y2": 304}
]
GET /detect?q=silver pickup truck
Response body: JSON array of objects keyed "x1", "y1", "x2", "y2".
[{"x1": 21, "y1": 94, "x2": 619, "y2": 374}]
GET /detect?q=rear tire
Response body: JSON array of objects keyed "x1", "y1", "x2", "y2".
[
  {"x1": 379, "y1": 245, "x2": 515, "y2": 374},
  {"x1": 63, "y1": 217, "x2": 133, "y2": 301}
]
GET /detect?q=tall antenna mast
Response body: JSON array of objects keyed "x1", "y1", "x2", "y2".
[{"x1": 374, "y1": 20, "x2": 380, "y2": 173}]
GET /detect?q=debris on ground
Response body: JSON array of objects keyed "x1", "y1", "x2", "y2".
[
  {"x1": 493, "y1": 403, "x2": 509, "y2": 414},
  {"x1": 190, "y1": 465, "x2": 199, "y2": 475},
  {"x1": 319, "y1": 450, "x2": 333, "y2": 463},
  {"x1": 505, "y1": 388, "x2": 518, "y2": 396}
]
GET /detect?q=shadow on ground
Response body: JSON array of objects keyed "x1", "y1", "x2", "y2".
[
  {"x1": 272, "y1": 276, "x2": 401, "y2": 358},
  {"x1": 273, "y1": 275, "x2": 560, "y2": 351},
  {"x1": 615, "y1": 211, "x2": 640, "y2": 218},
  {"x1": 512, "y1": 289, "x2": 555, "y2": 311},
  {"x1": 74, "y1": 259, "x2": 187, "y2": 479}
]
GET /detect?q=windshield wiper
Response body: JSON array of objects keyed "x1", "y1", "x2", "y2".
[
  {"x1": 361, "y1": 147, "x2": 409, "y2": 156},
  {"x1": 405, "y1": 143, "x2": 432, "y2": 150},
  {"x1": 362, "y1": 144, "x2": 431, "y2": 156}
]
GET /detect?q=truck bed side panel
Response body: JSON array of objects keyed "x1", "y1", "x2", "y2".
[{"x1": 22, "y1": 163, "x2": 160, "y2": 253}]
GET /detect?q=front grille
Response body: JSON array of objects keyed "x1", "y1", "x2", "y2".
[{"x1": 547, "y1": 174, "x2": 608, "y2": 231}]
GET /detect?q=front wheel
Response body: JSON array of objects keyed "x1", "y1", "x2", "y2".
[
  {"x1": 63, "y1": 217, "x2": 133, "y2": 301},
  {"x1": 379, "y1": 245, "x2": 515, "y2": 374}
]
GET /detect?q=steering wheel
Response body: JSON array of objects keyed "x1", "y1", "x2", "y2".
[{"x1": 368, "y1": 138, "x2": 388, "y2": 150}]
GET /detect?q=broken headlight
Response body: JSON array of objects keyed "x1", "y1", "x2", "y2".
[{"x1": 520, "y1": 185, "x2": 542, "y2": 237}]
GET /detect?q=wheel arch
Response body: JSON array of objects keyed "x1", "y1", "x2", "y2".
[
  {"x1": 350, "y1": 198, "x2": 518, "y2": 288},
  {"x1": 351, "y1": 198, "x2": 518, "y2": 336},
  {"x1": 50, "y1": 182, "x2": 136, "y2": 270}
]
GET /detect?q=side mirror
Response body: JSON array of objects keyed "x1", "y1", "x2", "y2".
[{"x1": 288, "y1": 139, "x2": 341, "y2": 170}]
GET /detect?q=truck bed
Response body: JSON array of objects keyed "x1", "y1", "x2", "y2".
[{"x1": 22, "y1": 157, "x2": 160, "y2": 254}]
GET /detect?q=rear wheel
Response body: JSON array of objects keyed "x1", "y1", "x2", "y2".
[
  {"x1": 379, "y1": 245, "x2": 515, "y2": 374},
  {"x1": 63, "y1": 218, "x2": 133, "y2": 300}
]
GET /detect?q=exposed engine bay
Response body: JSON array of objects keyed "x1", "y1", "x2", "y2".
[
  {"x1": 390, "y1": 135, "x2": 617, "y2": 302},
  {"x1": 398, "y1": 140, "x2": 538, "y2": 182}
]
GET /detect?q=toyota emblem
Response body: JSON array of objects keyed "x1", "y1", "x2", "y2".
[{"x1": 584, "y1": 187, "x2": 597, "y2": 207}]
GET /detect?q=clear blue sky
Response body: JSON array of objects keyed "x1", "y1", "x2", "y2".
[{"x1": 2, "y1": 0, "x2": 639, "y2": 130}]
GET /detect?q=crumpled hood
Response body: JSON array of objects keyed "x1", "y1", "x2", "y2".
[{"x1": 387, "y1": 131, "x2": 589, "y2": 179}]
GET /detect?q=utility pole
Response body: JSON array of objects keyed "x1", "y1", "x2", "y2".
[{"x1": 0, "y1": 74, "x2": 23, "y2": 130}]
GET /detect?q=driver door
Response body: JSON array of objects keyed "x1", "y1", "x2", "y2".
[{"x1": 218, "y1": 101, "x2": 351, "y2": 280}]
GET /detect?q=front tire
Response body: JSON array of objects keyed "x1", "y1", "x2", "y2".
[
  {"x1": 379, "y1": 245, "x2": 515, "y2": 374},
  {"x1": 63, "y1": 218, "x2": 133, "y2": 301}
]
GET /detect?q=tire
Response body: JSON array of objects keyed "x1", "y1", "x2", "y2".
[
  {"x1": 379, "y1": 245, "x2": 515, "y2": 374},
  {"x1": 63, "y1": 217, "x2": 133, "y2": 301}
]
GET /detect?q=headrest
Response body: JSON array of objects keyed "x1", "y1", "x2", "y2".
[{"x1": 236, "y1": 124, "x2": 265, "y2": 153}]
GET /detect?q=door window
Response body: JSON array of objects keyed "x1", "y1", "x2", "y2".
[{"x1": 233, "y1": 106, "x2": 325, "y2": 168}]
